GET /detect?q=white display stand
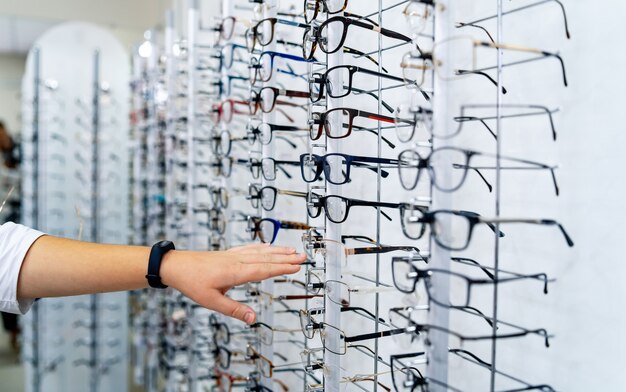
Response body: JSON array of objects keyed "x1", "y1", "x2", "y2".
[{"x1": 21, "y1": 22, "x2": 130, "y2": 392}]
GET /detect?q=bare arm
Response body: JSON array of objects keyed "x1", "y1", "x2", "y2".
[{"x1": 17, "y1": 236, "x2": 305, "y2": 324}]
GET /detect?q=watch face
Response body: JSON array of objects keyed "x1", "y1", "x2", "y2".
[{"x1": 158, "y1": 240, "x2": 175, "y2": 249}]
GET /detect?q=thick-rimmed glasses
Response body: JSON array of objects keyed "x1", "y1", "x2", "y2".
[
  {"x1": 247, "y1": 184, "x2": 307, "y2": 211},
  {"x1": 246, "y1": 18, "x2": 309, "y2": 52},
  {"x1": 400, "y1": 36, "x2": 568, "y2": 88},
  {"x1": 303, "y1": 16, "x2": 413, "y2": 60},
  {"x1": 300, "y1": 153, "x2": 396, "y2": 185},
  {"x1": 307, "y1": 192, "x2": 429, "y2": 225},
  {"x1": 249, "y1": 51, "x2": 315, "y2": 84},
  {"x1": 404, "y1": 209, "x2": 574, "y2": 250},
  {"x1": 249, "y1": 87, "x2": 309, "y2": 114},
  {"x1": 246, "y1": 120, "x2": 308, "y2": 145},
  {"x1": 309, "y1": 65, "x2": 427, "y2": 104},
  {"x1": 391, "y1": 256, "x2": 551, "y2": 308},
  {"x1": 310, "y1": 107, "x2": 414, "y2": 141},
  {"x1": 247, "y1": 217, "x2": 312, "y2": 244},
  {"x1": 397, "y1": 146, "x2": 559, "y2": 194}
]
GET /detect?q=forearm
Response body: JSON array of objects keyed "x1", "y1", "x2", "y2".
[{"x1": 17, "y1": 235, "x2": 154, "y2": 299}]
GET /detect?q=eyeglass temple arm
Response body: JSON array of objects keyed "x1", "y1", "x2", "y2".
[
  {"x1": 343, "y1": 46, "x2": 389, "y2": 73},
  {"x1": 349, "y1": 18, "x2": 412, "y2": 44},
  {"x1": 456, "y1": 69, "x2": 508, "y2": 94},
  {"x1": 458, "y1": 0, "x2": 570, "y2": 39},
  {"x1": 475, "y1": 44, "x2": 568, "y2": 87},
  {"x1": 341, "y1": 306, "x2": 384, "y2": 323},
  {"x1": 349, "y1": 199, "x2": 397, "y2": 221},
  {"x1": 456, "y1": 159, "x2": 559, "y2": 196},
  {"x1": 275, "y1": 107, "x2": 296, "y2": 123},
  {"x1": 478, "y1": 217, "x2": 573, "y2": 247},
  {"x1": 456, "y1": 22, "x2": 496, "y2": 44},
  {"x1": 350, "y1": 123, "x2": 396, "y2": 149},
  {"x1": 341, "y1": 235, "x2": 378, "y2": 244},
  {"x1": 350, "y1": 86, "x2": 394, "y2": 113},
  {"x1": 351, "y1": 245, "x2": 421, "y2": 256},
  {"x1": 344, "y1": 327, "x2": 406, "y2": 343},
  {"x1": 274, "y1": 135, "x2": 298, "y2": 150},
  {"x1": 351, "y1": 161, "x2": 390, "y2": 178}
]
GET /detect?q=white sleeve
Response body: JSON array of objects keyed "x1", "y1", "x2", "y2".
[{"x1": 0, "y1": 222, "x2": 45, "y2": 315}]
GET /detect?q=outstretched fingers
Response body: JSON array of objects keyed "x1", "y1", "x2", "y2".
[
  {"x1": 233, "y1": 262, "x2": 301, "y2": 287},
  {"x1": 208, "y1": 290, "x2": 257, "y2": 324},
  {"x1": 241, "y1": 252, "x2": 306, "y2": 265}
]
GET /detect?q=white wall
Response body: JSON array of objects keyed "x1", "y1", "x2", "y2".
[{"x1": 0, "y1": 54, "x2": 26, "y2": 137}]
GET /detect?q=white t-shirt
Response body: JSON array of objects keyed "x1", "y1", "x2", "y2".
[{"x1": 0, "y1": 222, "x2": 45, "y2": 314}]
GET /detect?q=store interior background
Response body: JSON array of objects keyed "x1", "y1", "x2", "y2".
[{"x1": 0, "y1": 1, "x2": 624, "y2": 391}]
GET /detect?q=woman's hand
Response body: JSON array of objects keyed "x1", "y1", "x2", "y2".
[{"x1": 162, "y1": 243, "x2": 305, "y2": 324}]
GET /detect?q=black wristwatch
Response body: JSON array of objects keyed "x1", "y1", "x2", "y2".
[{"x1": 146, "y1": 240, "x2": 175, "y2": 289}]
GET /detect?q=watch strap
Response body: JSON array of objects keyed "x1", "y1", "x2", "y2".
[{"x1": 146, "y1": 240, "x2": 175, "y2": 289}]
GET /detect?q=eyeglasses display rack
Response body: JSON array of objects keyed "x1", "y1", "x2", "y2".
[
  {"x1": 128, "y1": 1, "x2": 573, "y2": 391},
  {"x1": 20, "y1": 23, "x2": 131, "y2": 392}
]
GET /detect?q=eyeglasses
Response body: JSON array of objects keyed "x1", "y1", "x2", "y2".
[
  {"x1": 220, "y1": 43, "x2": 250, "y2": 70},
  {"x1": 208, "y1": 186, "x2": 229, "y2": 209},
  {"x1": 403, "y1": 0, "x2": 444, "y2": 33},
  {"x1": 309, "y1": 65, "x2": 427, "y2": 105},
  {"x1": 213, "y1": 16, "x2": 250, "y2": 42},
  {"x1": 246, "y1": 157, "x2": 298, "y2": 181},
  {"x1": 259, "y1": 158, "x2": 299, "y2": 181},
  {"x1": 389, "y1": 307, "x2": 551, "y2": 348},
  {"x1": 214, "y1": 369, "x2": 249, "y2": 392},
  {"x1": 207, "y1": 129, "x2": 250, "y2": 156},
  {"x1": 249, "y1": 87, "x2": 309, "y2": 114},
  {"x1": 310, "y1": 107, "x2": 413, "y2": 141},
  {"x1": 307, "y1": 192, "x2": 429, "y2": 225},
  {"x1": 246, "y1": 120, "x2": 308, "y2": 145},
  {"x1": 211, "y1": 74, "x2": 250, "y2": 97},
  {"x1": 390, "y1": 352, "x2": 428, "y2": 392},
  {"x1": 301, "y1": 235, "x2": 420, "y2": 267},
  {"x1": 303, "y1": 16, "x2": 413, "y2": 60},
  {"x1": 246, "y1": 18, "x2": 309, "y2": 52},
  {"x1": 309, "y1": 277, "x2": 396, "y2": 306},
  {"x1": 456, "y1": 0, "x2": 570, "y2": 40},
  {"x1": 299, "y1": 153, "x2": 396, "y2": 185},
  {"x1": 195, "y1": 208, "x2": 226, "y2": 235},
  {"x1": 394, "y1": 104, "x2": 434, "y2": 142},
  {"x1": 303, "y1": 0, "x2": 348, "y2": 23},
  {"x1": 214, "y1": 346, "x2": 249, "y2": 370},
  {"x1": 247, "y1": 216, "x2": 312, "y2": 244},
  {"x1": 453, "y1": 103, "x2": 560, "y2": 141},
  {"x1": 248, "y1": 322, "x2": 301, "y2": 345},
  {"x1": 210, "y1": 98, "x2": 250, "y2": 124},
  {"x1": 404, "y1": 209, "x2": 574, "y2": 250},
  {"x1": 391, "y1": 256, "x2": 551, "y2": 308},
  {"x1": 397, "y1": 146, "x2": 559, "y2": 194},
  {"x1": 249, "y1": 51, "x2": 315, "y2": 84},
  {"x1": 400, "y1": 37, "x2": 568, "y2": 89},
  {"x1": 247, "y1": 184, "x2": 307, "y2": 211}
]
